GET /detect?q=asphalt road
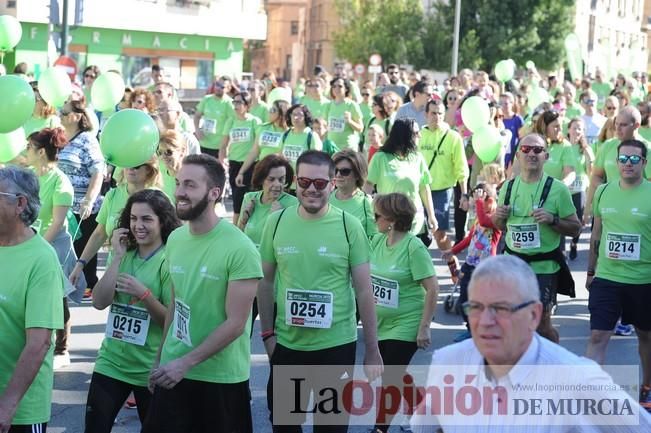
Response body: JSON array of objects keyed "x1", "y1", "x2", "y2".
[{"x1": 47, "y1": 225, "x2": 641, "y2": 433}]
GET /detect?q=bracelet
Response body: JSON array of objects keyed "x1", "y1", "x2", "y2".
[
  {"x1": 587, "y1": 270, "x2": 596, "y2": 277},
  {"x1": 262, "y1": 333, "x2": 276, "y2": 342},
  {"x1": 260, "y1": 329, "x2": 275, "y2": 338},
  {"x1": 76, "y1": 258, "x2": 88, "y2": 268},
  {"x1": 138, "y1": 289, "x2": 152, "y2": 301}
]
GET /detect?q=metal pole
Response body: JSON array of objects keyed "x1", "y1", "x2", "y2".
[
  {"x1": 451, "y1": 0, "x2": 461, "y2": 76},
  {"x1": 61, "y1": 0, "x2": 69, "y2": 56}
]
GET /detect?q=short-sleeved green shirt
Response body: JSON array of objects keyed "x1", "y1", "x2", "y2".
[
  {"x1": 367, "y1": 151, "x2": 432, "y2": 234},
  {"x1": 418, "y1": 125, "x2": 468, "y2": 191},
  {"x1": 370, "y1": 233, "x2": 436, "y2": 342},
  {"x1": 498, "y1": 176, "x2": 577, "y2": 274},
  {"x1": 259, "y1": 205, "x2": 369, "y2": 351},
  {"x1": 196, "y1": 95, "x2": 235, "y2": 149},
  {"x1": 257, "y1": 123, "x2": 288, "y2": 160},
  {"x1": 325, "y1": 99, "x2": 363, "y2": 150},
  {"x1": 0, "y1": 235, "x2": 64, "y2": 424},
  {"x1": 250, "y1": 101, "x2": 270, "y2": 124},
  {"x1": 280, "y1": 128, "x2": 322, "y2": 168},
  {"x1": 35, "y1": 167, "x2": 74, "y2": 235},
  {"x1": 96, "y1": 184, "x2": 130, "y2": 239},
  {"x1": 565, "y1": 145, "x2": 590, "y2": 193},
  {"x1": 592, "y1": 82, "x2": 613, "y2": 109},
  {"x1": 300, "y1": 95, "x2": 330, "y2": 120},
  {"x1": 223, "y1": 113, "x2": 261, "y2": 162},
  {"x1": 594, "y1": 137, "x2": 651, "y2": 182},
  {"x1": 94, "y1": 248, "x2": 172, "y2": 386},
  {"x1": 329, "y1": 189, "x2": 377, "y2": 239},
  {"x1": 161, "y1": 221, "x2": 262, "y2": 383},
  {"x1": 543, "y1": 141, "x2": 572, "y2": 180},
  {"x1": 239, "y1": 191, "x2": 298, "y2": 247},
  {"x1": 23, "y1": 115, "x2": 61, "y2": 136},
  {"x1": 594, "y1": 180, "x2": 651, "y2": 284}
]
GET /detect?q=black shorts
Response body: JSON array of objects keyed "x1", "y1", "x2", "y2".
[
  {"x1": 536, "y1": 273, "x2": 558, "y2": 312},
  {"x1": 142, "y1": 378, "x2": 252, "y2": 433},
  {"x1": 589, "y1": 277, "x2": 651, "y2": 331},
  {"x1": 8, "y1": 424, "x2": 46, "y2": 433},
  {"x1": 228, "y1": 160, "x2": 254, "y2": 214}
]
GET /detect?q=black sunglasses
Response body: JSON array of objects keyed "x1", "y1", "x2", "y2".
[{"x1": 335, "y1": 168, "x2": 353, "y2": 176}]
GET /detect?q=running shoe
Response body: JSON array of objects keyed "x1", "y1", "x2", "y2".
[
  {"x1": 569, "y1": 243, "x2": 577, "y2": 260},
  {"x1": 125, "y1": 397, "x2": 137, "y2": 409},
  {"x1": 82, "y1": 288, "x2": 92, "y2": 300},
  {"x1": 614, "y1": 322, "x2": 634, "y2": 336}
]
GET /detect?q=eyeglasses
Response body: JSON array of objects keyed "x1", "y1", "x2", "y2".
[
  {"x1": 233, "y1": 100, "x2": 244, "y2": 105},
  {"x1": 332, "y1": 84, "x2": 344, "y2": 89},
  {"x1": 269, "y1": 108, "x2": 279, "y2": 113},
  {"x1": 60, "y1": 109, "x2": 72, "y2": 116},
  {"x1": 154, "y1": 90, "x2": 164, "y2": 95},
  {"x1": 157, "y1": 149, "x2": 174, "y2": 157},
  {"x1": 605, "y1": 105, "x2": 616, "y2": 110},
  {"x1": 335, "y1": 167, "x2": 353, "y2": 176},
  {"x1": 462, "y1": 300, "x2": 536, "y2": 319},
  {"x1": 307, "y1": 84, "x2": 319, "y2": 88},
  {"x1": 0, "y1": 191, "x2": 19, "y2": 199},
  {"x1": 296, "y1": 177, "x2": 330, "y2": 190},
  {"x1": 582, "y1": 99, "x2": 595, "y2": 104},
  {"x1": 617, "y1": 154, "x2": 645, "y2": 165},
  {"x1": 519, "y1": 145, "x2": 546, "y2": 154},
  {"x1": 214, "y1": 83, "x2": 225, "y2": 88},
  {"x1": 388, "y1": 71, "x2": 400, "y2": 75},
  {"x1": 84, "y1": 74, "x2": 96, "y2": 79}
]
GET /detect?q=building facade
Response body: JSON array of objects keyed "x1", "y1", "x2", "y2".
[
  {"x1": 305, "y1": 0, "x2": 340, "y2": 77},
  {"x1": 575, "y1": 0, "x2": 648, "y2": 78},
  {"x1": 1, "y1": 0, "x2": 266, "y2": 90}
]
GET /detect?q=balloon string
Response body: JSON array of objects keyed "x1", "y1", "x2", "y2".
[
  {"x1": 63, "y1": 220, "x2": 83, "y2": 265},
  {"x1": 0, "y1": 51, "x2": 5, "y2": 64}
]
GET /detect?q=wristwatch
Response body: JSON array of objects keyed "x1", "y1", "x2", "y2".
[{"x1": 551, "y1": 215, "x2": 560, "y2": 226}]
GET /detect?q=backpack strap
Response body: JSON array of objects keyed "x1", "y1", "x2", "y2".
[
  {"x1": 307, "y1": 131, "x2": 313, "y2": 150},
  {"x1": 272, "y1": 207, "x2": 289, "y2": 242},
  {"x1": 503, "y1": 179, "x2": 516, "y2": 206},
  {"x1": 594, "y1": 182, "x2": 610, "y2": 213},
  {"x1": 537, "y1": 176, "x2": 555, "y2": 208},
  {"x1": 342, "y1": 211, "x2": 350, "y2": 245},
  {"x1": 427, "y1": 130, "x2": 450, "y2": 171},
  {"x1": 281, "y1": 130, "x2": 291, "y2": 145}
]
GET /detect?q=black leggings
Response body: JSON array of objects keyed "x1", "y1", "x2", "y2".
[
  {"x1": 85, "y1": 372, "x2": 152, "y2": 433},
  {"x1": 453, "y1": 184, "x2": 468, "y2": 243},
  {"x1": 374, "y1": 340, "x2": 419, "y2": 433},
  {"x1": 571, "y1": 191, "x2": 585, "y2": 244},
  {"x1": 74, "y1": 213, "x2": 99, "y2": 288},
  {"x1": 228, "y1": 161, "x2": 255, "y2": 214}
]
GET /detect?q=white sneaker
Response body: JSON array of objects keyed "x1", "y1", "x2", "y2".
[{"x1": 53, "y1": 352, "x2": 70, "y2": 370}]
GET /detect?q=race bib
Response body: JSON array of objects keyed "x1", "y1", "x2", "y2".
[
  {"x1": 260, "y1": 131, "x2": 283, "y2": 148},
  {"x1": 173, "y1": 299, "x2": 192, "y2": 346},
  {"x1": 285, "y1": 289, "x2": 333, "y2": 329},
  {"x1": 371, "y1": 275, "x2": 399, "y2": 309},
  {"x1": 202, "y1": 118, "x2": 217, "y2": 134},
  {"x1": 106, "y1": 303, "x2": 151, "y2": 346},
  {"x1": 606, "y1": 232, "x2": 641, "y2": 261},
  {"x1": 509, "y1": 223, "x2": 541, "y2": 249},
  {"x1": 282, "y1": 145, "x2": 303, "y2": 162},
  {"x1": 230, "y1": 127, "x2": 251, "y2": 143},
  {"x1": 328, "y1": 117, "x2": 345, "y2": 133},
  {"x1": 569, "y1": 177, "x2": 586, "y2": 193}
]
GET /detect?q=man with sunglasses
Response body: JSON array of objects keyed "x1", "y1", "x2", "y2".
[
  {"x1": 585, "y1": 106, "x2": 651, "y2": 224},
  {"x1": 158, "y1": 99, "x2": 200, "y2": 155},
  {"x1": 0, "y1": 166, "x2": 64, "y2": 433},
  {"x1": 579, "y1": 89, "x2": 606, "y2": 146},
  {"x1": 382, "y1": 64, "x2": 409, "y2": 100},
  {"x1": 193, "y1": 76, "x2": 235, "y2": 158},
  {"x1": 395, "y1": 80, "x2": 433, "y2": 127},
  {"x1": 300, "y1": 78, "x2": 330, "y2": 120},
  {"x1": 153, "y1": 81, "x2": 195, "y2": 135},
  {"x1": 258, "y1": 150, "x2": 383, "y2": 432},
  {"x1": 493, "y1": 133, "x2": 581, "y2": 343},
  {"x1": 586, "y1": 139, "x2": 651, "y2": 412}
]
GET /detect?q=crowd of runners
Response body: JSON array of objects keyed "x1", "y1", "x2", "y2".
[{"x1": 2, "y1": 58, "x2": 651, "y2": 433}]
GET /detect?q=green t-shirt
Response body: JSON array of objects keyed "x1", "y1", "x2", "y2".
[
  {"x1": 94, "y1": 248, "x2": 172, "y2": 386},
  {"x1": 256, "y1": 123, "x2": 287, "y2": 160},
  {"x1": 239, "y1": 191, "x2": 298, "y2": 247},
  {"x1": 418, "y1": 125, "x2": 468, "y2": 191},
  {"x1": 543, "y1": 141, "x2": 572, "y2": 180},
  {"x1": 300, "y1": 95, "x2": 330, "y2": 120},
  {"x1": 639, "y1": 127, "x2": 651, "y2": 143},
  {"x1": 329, "y1": 189, "x2": 377, "y2": 239},
  {"x1": 97, "y1": 184, "x2": 130, "y2": 239},
  {"x1": 23, "y1": 115, "x2": 60, "y2": 136},
  {"x1": 325, "y1": 99, "x2": 363, "y2": 151},
  {"x1": 592, "y1": 82, "x2": 613, "y2": 109},
  {"x1": 224, "y1": 114, "x2": 262, "y2": 162},
  {"x1": 360, "y1": 103, "x2": 373, "y2": 126},
  {"x1": 594, "y1": 180, "x2": 651, "y2": 284},
  {"x1": 160, "y1": 162, "x2": 176, "y2": 203},
  {"x1": 0, "y1": 235, "x2": 64, "y2": 424},
  {"x1": 280, "y1": 127, "x2": 322, "y2": 169},
  {"x1": 196, "y1": 95, "x2": 235, "y2": 149},
  {"x1": 250, "y1": 101, "x2": 270, "y2": 124},
  {"x1": 594, "y1": 137, "x2": 651, "y2": 182},
  {"x1": 259, "y1": 205, "x2": 369, "y2": 351},
  {"x1": 161, "y1": 221, "x2": 262, "y2": 383},
  {"x1": 370, "y1": 233, "x2": 436, "y2": 342},
  {"x1": 498, "y1": 176, "x2": 576, "y2": 274},
  {"x1": 35, "y1": 167, "x2": 74, "y2": 236},
  {"x1": 565, "y1": 104, "x2": 585, "y2": 121},
  {"x1": 367, "y1": 151, "x2": 432, "y2": 234},
  {"x1": 565, "y1": 145, "x2": 590, "y2": 193}
]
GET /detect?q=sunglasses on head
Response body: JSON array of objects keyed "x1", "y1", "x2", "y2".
[
  {"x1": 335, "y1": 167, "x2": 352, "y2": 176},
  {"x1": 520, "y1": 145, "x2": 546, "y2": 154},
  {"x1": 296, "y1": 177, "x2": 330, "y2": 190},
  {"x1": 617, "y1": 154, "x2": 645, "y2": 165}
]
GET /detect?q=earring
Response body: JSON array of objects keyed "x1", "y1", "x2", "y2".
[{"x1": 388, "y1": 225, "x2": 393, "y2": 231}]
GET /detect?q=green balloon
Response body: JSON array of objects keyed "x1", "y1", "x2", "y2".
[
  {"x1": 0, "y1": 15, "x2": 22, "y2": 52},
  {"x1": 38, "y1": 67, "x2": 72, "y2": 108},
  {"x1": 0, "y1": 75, "x2": 35, "y2": 133},
  {"x1": 495, "y1": 60, "x2": 515, "y2": 83},
  {"x1": 472, "y1": 126, "x2": 502, "y2": 163},
  {"x1": 91, "y1": 71, "x2": 125, "y2": 111},
  {"x1": 525, "y1": 60, "x2": 536, "y2": 70},
  {"x1": 100, "y1": 109, "x2": 159, "y2": 168},
  {"x1": 0, "y1": 127, "x2": 26, "y2": 163},
  {"x1": 460, "y1": 96, "x2": 490, "y2": 133},
  {"x1": 527, "y1": 86, "x2": 550, "y2": 112}
]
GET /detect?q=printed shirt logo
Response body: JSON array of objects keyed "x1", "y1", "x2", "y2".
[
  {"x1": 171, "y1": 265, "x2": 185, "y2": 274},
  {"x1": 277, "y1": 246, "x2": 299, "y2": 255},
  {"x1": 200, "y1": 265, "x2": 220, "y2": 281}
]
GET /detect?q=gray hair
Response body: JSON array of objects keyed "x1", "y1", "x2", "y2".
[
  {"x1": 0, "y1": 166, "x2": 41, "y2": 226},
  {"x1": 468, "y1": 255, "x2": 540, "y2": 302}
]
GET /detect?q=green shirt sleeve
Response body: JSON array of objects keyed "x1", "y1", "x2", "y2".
[
  {"x1": 196, "y1": 96, "x2": 206, "y2": 114},
  {"x1": 418, "y1": 154, "x2": 432, "y2": 185},
  {"x1": 345, "y1": 212, "x2": 370, "y2": 267},
  {"x1": 593, "y1": 184, "x2": 607, "y2": 217},
  {"x1": 95, "y1": 188, "x2": 114, "y2": 226},
  {"x1": 451, "y1": 132, "x2": 469, "y2": 185},
  {"x1": 367, "y1": 152, "x2": 382, "y2": 185},
  {"x1": 351, "y1": 101, "x2": 363, "y2": 122},
  {"x1": 26, "y1": 254, "x2": 64, "y2": 329},
  {"x1": 555, "y1": 181, "x2": 577, "y2": 219},
  {"x1": 363, "y1": 195, "x2": 378, "y2": 237},
  {"x1": 225, "y1": 237, "x2": 263, "y2": 281},
  {"x1": 53, "y1": 175, "x2": 74, "y2": 206},
  {"x1": 259, "y1": 209, "x2": 283, "y2": 264},
  {"x1": 408, "y1": 238, "x2": 437, "y2": 281}
]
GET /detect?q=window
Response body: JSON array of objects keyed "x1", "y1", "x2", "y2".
[{"x1": 290, "y1": 21, "x2": 298, "y2": 35}]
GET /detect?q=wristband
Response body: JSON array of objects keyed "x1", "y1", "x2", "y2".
[
  {"x1": 138, "y1": 289, "x2": 152, "y2": 301},
  {"x1": 587, "y1": 270, "x2": 595, "y2": 277},
  {"x1": 551, "y1": 215, "x2": 560, "y2": 226},
  {"x1": 76, "y1": 258, "x2": 88, "y2": 268},
  {"x1": 261, "y1": 329, "x2": 275, "y2": 338},
  {"x1": 262, "y1": 333, "x2": 276, "y2": 342}
]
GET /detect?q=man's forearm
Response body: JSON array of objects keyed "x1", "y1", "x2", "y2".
[{"x1": 257, "y1": 278, "x2": 276, "y2": 333}]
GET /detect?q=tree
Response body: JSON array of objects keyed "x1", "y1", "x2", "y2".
[
  {"x1": 332, "y1": 0, "x2": 425, "y2": 67},
  {"x1": 422, "y1": 0, "x2": 575, "y2": 72}
]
